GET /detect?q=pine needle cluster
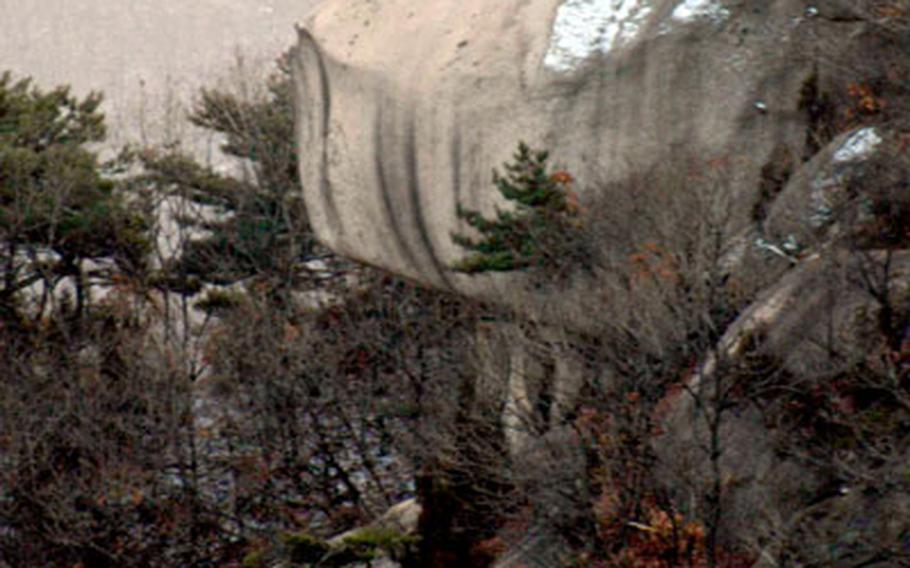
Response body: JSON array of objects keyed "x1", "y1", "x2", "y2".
[{"x1": 451, "y1": 142, "x2": 585, "y2": 277}]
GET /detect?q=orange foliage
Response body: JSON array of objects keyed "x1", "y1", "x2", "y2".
[
  {"x1": 577, "y1": 394, "x2": 754, "y2": 567},
  {"x1": 842, "y1": 81, "x2": 886, "y2": 128},
  {"x1": 550, "y1": 170, "x2": 585, "y2": 217},
  {"x1": 550, "y1": 170, "x2": 575, "y2": 185},
  {"x1": 592, "y1": 496, "x2": 753, "y2": 567},
  {"x1": 628, "y1": 242, "x2": 680, "y2": 285}
]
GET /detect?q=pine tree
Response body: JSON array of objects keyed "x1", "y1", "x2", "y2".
[
  {"x1": 0, "y1": 71, "x2": 150, "y2": 325},
  {"x1": 138, "y1": 55, "x2": 311, "y2": 290},
  {"x1": 451, "y1": 142, "x2": 584, "y2": 276}
]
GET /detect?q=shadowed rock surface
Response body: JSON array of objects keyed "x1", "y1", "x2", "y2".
[{"x1": 291, "y1": 0, "x2": 841, "y2": 304}]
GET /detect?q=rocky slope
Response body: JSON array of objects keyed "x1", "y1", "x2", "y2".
[{"x1": 293, "y1": 0, "x2": 910, "y2": 564}]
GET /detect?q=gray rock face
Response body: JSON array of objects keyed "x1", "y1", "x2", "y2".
[
  {"x1": 292, "y1": 0, "x2": 829, "y2": 301},
  {"x1": 292, "y1": 0, "x2": 908, "y2": 563},
  {"x1": 656, "y1": 248, "x2": 910, "y2": 551}
]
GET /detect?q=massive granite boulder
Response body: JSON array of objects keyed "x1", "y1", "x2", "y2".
[
  {"x1": 291, "y1": 0, "x2": 853, "y2": 302},
  {"x1": 291, "y1": 0, "x2": 909, "y2": 563}
]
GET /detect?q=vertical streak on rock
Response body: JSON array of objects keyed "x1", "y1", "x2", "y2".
[
  {"x1": 451, "y1": 126, "x2": 463, "y2": 215},
  {"x1": 373, "y1": 103, "x2": 422, "y2": 276},
  {"x1": 404, "y1": 112, "x2": 454, "y2": 289},
  {"x1": 293, "y1": 27, "x2": 341, "y2": 237}
]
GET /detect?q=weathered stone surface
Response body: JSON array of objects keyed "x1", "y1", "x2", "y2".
[
  {"x1": 656, "y1": 248, "x2": 910, "y2": 554},
  {"x1": 762, "y1": 127, "x2": 893, "y2": 254},
  {"x1": 292, "y1": 0, "x2": 835, "y2": 303},
  {"x1": 292, "y1": 0, "x2": 908, "y2": 563}
]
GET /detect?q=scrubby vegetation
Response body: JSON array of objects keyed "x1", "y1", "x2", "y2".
[{"x1": 0, "y1": 60, "x2": 489, "y2": 567}]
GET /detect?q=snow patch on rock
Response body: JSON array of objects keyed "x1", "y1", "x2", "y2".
[
  {"x1": 671, "y1": 0, "x2": 730, "y2": 23},
  {"x1": 544, "y1": 0, "x2": 653, "y2": 72},
  {"x1": 833, "y1": 127, "x2": 882, "y2": 163}
]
